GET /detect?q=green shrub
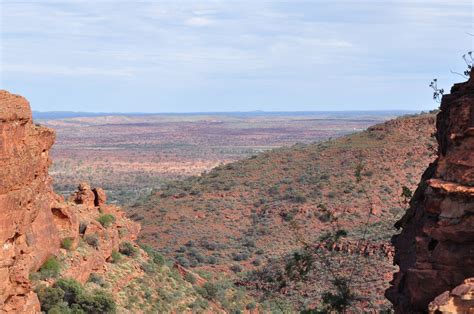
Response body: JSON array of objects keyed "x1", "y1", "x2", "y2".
[
  {"x1": 88, "y1": 273, "x2": 107, "y2": 287},
  {"x1": 84, "y1": 234, "x2": 99, "y2": 248},
  {"x1": 36, "y1": 285, "x2": 65, "y2": 312},
  {"x1": 47, "y1": 304, "x2": 71, "y2": 314},
  {"x1": 184, "y1": 272, "x2": 196, "y2": 284},
  {"x1": 36, "y1": 278, "x2": 116, "y2": 314},
  {"x1": 176, "y1": 256, "x2": 190, "y2": 267},
  {"x1": 190, "y1": 298, "x2": 209, "y2": 310},
  {"x1": 39, "y1": 256, "x2": 61, "y2": 279},
  {"x1": 232, "y1": 252, "x2": 249, "y2": 261},
  {"x1": 56, "y1": 278, "x2": 84, "y2": 305},
  {"x1": 230, "y1": 264, "x2": 243, "y2": 273},
  {"x1": 61, "y1": 238, "x2": 74, "y2": 250},
  {"x1": 141, "y1": 244, "x2": 165, "y2": 265},
  {"x1": 252, "y1": 259, "x2": 262, "y2": 266},
  {"x1": 110, "y1": 250, "x2": 122, "y2": 263},
  {"x1": 141, "y1": 261, "x2": 157, "y2": 274},
  {"x1": 119, "y1": 242, "x2": 138, "y2": 257},
  {"x1": 246, "y1": 302, "x2": 257, "y2": 310},
  {"x1": 196, "y1": 282, "x2": 219, "y2": 300},
  {"x1": 97, "y1": 214, "x2": 115, "y2": 228},
  {"x1": 78, "y1": 289, "x2": 116, "y2": 313}
]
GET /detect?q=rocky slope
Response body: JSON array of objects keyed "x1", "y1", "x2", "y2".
[
  {"x1": 130, "y1": 111, "x2": 437, "y2": 311},
  {"x1": 386, "y1": 73, "x2": 474, "y2": 312},
  {"x1": 0, "y1": 90, "x2": 224, "y2": 313}
]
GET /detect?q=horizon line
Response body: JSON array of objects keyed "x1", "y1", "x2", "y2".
[{"x1": 33, "y1": 109, "x2": 426, "y2": 115}]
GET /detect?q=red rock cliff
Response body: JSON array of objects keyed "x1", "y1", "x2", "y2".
[
  {"x1": 0, "y1": 91, "x2": 140, "y2": 313},
  {"x1": 0, "y1": 91, "x2": 59, "y2": 312},
  {"x1": 386, "y1": 73, "x2": 474, "y2": 312}
]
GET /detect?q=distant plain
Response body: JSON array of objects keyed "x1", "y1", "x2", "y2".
[{"x1": 40, "y1": 111, "x2": 414, "y2": 205}]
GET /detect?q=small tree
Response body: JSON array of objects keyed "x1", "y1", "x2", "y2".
[{"x1": 429, "y1": 79, "x2": 444, "y2": 103}]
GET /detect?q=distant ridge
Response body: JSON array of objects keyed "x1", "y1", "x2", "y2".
[{"x1": 33, "y1": 110, "x2": 421, "y2": 120}]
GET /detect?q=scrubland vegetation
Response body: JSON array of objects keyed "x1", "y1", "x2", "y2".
[
  {"x1": 45, "y1": 113, "x2": 389, "y2": 205},
  {"x1": 129, "y1": 113, "x2": 436, "y2": 311}
]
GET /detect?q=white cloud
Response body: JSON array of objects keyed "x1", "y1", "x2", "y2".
[
  {"x1": 185, "y1": 17, "x2": 214, "y2": 27},
  {"x1": 3, "y1": 64, "x2": 134, "y2": 78},
  {"x1": 0, "y1": 0, "x2": 471, "y2": 111}
]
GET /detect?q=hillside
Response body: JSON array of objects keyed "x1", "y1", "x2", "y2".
[{"x1": 130, "y1": 112, "x2": 437, "y2": 311}]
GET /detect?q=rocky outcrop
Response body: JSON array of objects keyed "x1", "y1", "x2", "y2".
[
  {"x1": 0, "y1": 90, "x2": 140, "y2": 313},
  {"x1": 429, "y1": 278, "x2": 474, "y2": 313},
  {"x1": 69, "y1": 182, "x2": 96, "y2": 207},
  {"x1": 315, "y1": 239, "x2": 394, "y2": 258},
  {"x1": 386, "y1": 73, "x2": 474, "y2": 312}
]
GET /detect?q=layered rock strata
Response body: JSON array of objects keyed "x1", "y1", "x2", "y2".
[{"x1": 386, "y1": 73, "x2": 474, "y2": 312}]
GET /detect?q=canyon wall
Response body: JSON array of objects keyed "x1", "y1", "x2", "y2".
[
  {"x1": 0, "y1": 90, "x2": 140, "y2": 313},
  {"x1": 386, "y1": 73, "x2": 474, "y2": 312}
]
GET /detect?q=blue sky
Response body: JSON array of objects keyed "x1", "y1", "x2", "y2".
[{"x1": 0, "y1": 0, "x2": 472, "y2": 112}]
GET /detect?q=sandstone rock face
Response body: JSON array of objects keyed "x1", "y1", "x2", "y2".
[
  {"x1": 0, "y1": 90, "x2": 140, "y2": 313},
  {"x1": 0, "y1": 90, "x2": 58, "y2": 313},
  {"x1": 386, "y1": 73, "x2": 474, "y2": 312}
]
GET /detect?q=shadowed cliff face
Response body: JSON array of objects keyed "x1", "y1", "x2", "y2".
[
  {"x1": 0, "y1": 91, "x2": 140, "y2": 313},
  {"x1": 386, "y1": 73, "x2": 474, "y2": 312}
]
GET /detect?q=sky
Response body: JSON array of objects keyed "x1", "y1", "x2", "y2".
[{"x1": 0, "y1": 0, "x2": 473, "y2": 113}]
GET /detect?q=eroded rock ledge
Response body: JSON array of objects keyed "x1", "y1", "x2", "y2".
[{"x1": 386, "y1": 72, "x2": 474, "y2": 312}]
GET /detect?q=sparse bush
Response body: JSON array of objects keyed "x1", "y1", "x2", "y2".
[
  {"x1": 97, "y1": 214, "x2": 115, "y2": 228},
  {"x1": 78, "y1": 289, "x2": 116, "y2": 313},
  {"x1": 230, "y1": 264, "x2": 243, "y2": 273},
  {"x1": 196, "y1": 282, "x2": 219, "y2": 300},
  {"x1": 252, "y1": 259, "x2": 262, "y2": 266},
  {"x1": 38, "y1": 256, "x2": 61, "y2": 279},
  {"x1": 232, "y1": 252, "x2": 249, "y2": 261},
  {"x1": 207, "y1": 256, "x2": 219, "y2": 264},
  {"x1": 110, "y1": 250, "x2": 122, "y2": 263},
  {"x1": 84, "y1": 234, "x2": 99, "y2": 248},
  {"x1": 190, "y1": 298, "x2": 209, "y2": 310},
  {"x1": 141, "y1": 261, "x2": 157, "y2": 274},
  {"x1": 281, "y1": 211, "x2": 295, "y2": 222},
  {"x1": 88, "y1": 273, "x2": 107, "y2": 287},
  {"x1": 246, "y1": 302, "x2": 257, "y2": 310},
  {"x1": 141, "y1": 244, "x2": 165, "y2": 266},
  {"x1": 61, "y1": 237, "x2": 74, "y2": 250},
  {"x1": 176, "y1": 256, "x2": 190, "y2": 267},
  {"x1": 184, "y1": 272, "x2": 197, "y2": 284},
  {"x1": 119, "y1": 242, "x2": 138, "y2": 257},
  {"x1": 318, "y1": 211, "x2": 333, "y2": 223}
]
